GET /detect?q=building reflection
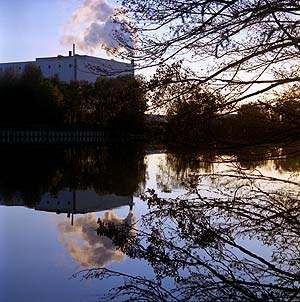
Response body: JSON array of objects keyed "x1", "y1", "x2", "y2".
[
  {"x1": 0, "y1": 188, "x2": 134, "y2": 225},
  {"x1": 0, "y1": 188, "x2": 137, "y2": 268},
  {"x1": 37, "y1": 189, "x2": 133, "y2": 225}
]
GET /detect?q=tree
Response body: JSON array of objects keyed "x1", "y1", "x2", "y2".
[
  {"x1": 21, "y1": 64, "x2": 43, "y2": 87},
  {"x1": 272, "y1": 83, "x2": 300, "y2": 127},
  {"x1": 233, "y1": 102, "x2": 273, "y2": 142},
  {"x1": 0, "y1": 65, "x2": 65, "y2": 127},
  {"x1": 62, "y1": 80, "x2": 95, "y2": 127},
  {"x1": 166, "y1": 88, "x2": 224, "y2": 144},
  {"x1": 120, "y1": 0, "x2": 300, "y2": 107},
  {"x1": 94, "y1": 75, "x2": 147, "y2": 132}
]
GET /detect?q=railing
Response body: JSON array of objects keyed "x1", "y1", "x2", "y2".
[{"x1": 0, "y1": 130, "x2": 106, "y2": 144}]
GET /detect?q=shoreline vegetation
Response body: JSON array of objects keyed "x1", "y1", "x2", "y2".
[{"x1": 1, "y1": 64, "x2": 300, "y2": 148}]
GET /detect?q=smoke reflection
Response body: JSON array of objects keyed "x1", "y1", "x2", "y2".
[{"x1": 58, "y1": 210, "x2": 136, "y2": 268}]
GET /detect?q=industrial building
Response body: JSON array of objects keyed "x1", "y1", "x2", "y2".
[{"x1": 0, "y1": 46, "x2": 134, "y2": 83}]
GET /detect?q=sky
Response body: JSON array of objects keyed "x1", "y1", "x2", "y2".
[
  {"x1": 0, "y1": 0, "x2": 122, "y2": 63},
  {"x1": 0, "y1": 0, "x2": 275, "y2": 89}
]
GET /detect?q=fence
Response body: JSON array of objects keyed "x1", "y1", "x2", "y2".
[{"x1": 0, "y1": 130, "x2": 106, "y2": 144}]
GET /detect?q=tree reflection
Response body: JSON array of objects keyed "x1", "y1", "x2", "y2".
[
  {"x1": 156, "y1": 143, "x2": 300, "y2": 192},
  {"x1": 156, "y1": 149, "x2": 216, "y2": 192},
  {"x1": 80, "y1": 157, "x2": 300, "y2": 301},
  {"x1": 0, "y1": 144, "x2": 146, "y2": 207},
  {"x1": 0, "y1": 145, "x2": 65, "y2": 206}
]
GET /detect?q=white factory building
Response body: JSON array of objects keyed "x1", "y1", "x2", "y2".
[{"x1": 0, "y1": 48, "x2": 134, "y2": 83}]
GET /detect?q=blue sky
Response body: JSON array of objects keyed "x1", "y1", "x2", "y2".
[{"x1": 0, "y1": 0, "x2": 118, "y2": 63}]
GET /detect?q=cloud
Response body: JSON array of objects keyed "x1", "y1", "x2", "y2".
[
  {"x1": 60, "y1": 0, "x2": 137, "y2": 56},
  {"x1": 58, "y1": 211, "x2": 136, "y2": 268}
]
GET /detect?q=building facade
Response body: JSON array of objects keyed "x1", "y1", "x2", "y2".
[{"x1": 0, "y1": 53, "x2": 134, "y2": 83}]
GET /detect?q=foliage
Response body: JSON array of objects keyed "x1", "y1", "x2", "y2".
[
  {"x1": 0, "y1": 66, "x2": 147, "y2": 132},
  {"x1": 166, "y1": 87, "x2": 224, "y2": 144},
  {"x1": 271, "y1": 83, "x2": 300, "y2": 129},
  {"x1": 234, "y1": 103, "x2": 274, "y2": 142},
  {"x1": 0, "y1": 65, "x2": 65, "y2": 127},
  {"x1": 94, "y1": 75, "x2": 147, "y2": 131},
  {"x1": 62, "y1": 80, "x2": 95, "y2": 127}
]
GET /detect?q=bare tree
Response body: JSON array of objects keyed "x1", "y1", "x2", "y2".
[{"x1": 119, "y1": 0, "x2": 300, "y2": 108}]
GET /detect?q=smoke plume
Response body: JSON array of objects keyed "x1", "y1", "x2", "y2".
[{"x1": 61, "y1": 0, "x2": 137, "y2": 56}]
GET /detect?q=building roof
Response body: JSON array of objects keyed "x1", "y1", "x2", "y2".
[{"x1": 1, "y1": 54, "x2": 132, "y2": 66}]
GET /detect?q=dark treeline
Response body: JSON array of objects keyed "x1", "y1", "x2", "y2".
[
  {"x1": 2, "y1": 64, "x2": 300, "y2": 146},
  {"x1": 165, "y1": 85, "x2": 300, "y2": 147},
  {"x1": 0, "y1": 144, "x2": 146, "y2": 207},
  {"x1": 0, "y1": 64, "x2": 146, "y2": 133}
]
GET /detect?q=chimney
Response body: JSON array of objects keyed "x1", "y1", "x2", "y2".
[
  {"x1": 69, "y1": 50, "x2": 72, "y2": 56},
  {"x1": 73, "y1": 44, "x2": 77, "y2": 81}
]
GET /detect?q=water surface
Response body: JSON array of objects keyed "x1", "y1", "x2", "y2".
[{"x1": 1, "y1": 144, "x2": 300, "y2": 301}]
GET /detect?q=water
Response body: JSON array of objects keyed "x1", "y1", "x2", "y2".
[{"x1": 1, "y1": 143, "x2": 300, "y2": 301}]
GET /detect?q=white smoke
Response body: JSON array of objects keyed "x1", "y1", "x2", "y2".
[
  {"x1": 70, "y1": 0, "x2": 114, "y2": 25},
  {"x1": 61, "y1": 0, "x2": 136, "y2": 57}
]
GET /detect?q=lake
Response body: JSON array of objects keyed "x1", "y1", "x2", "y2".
[{"x1": 0, "y1": 143, "x2": 300, "y2": 301}]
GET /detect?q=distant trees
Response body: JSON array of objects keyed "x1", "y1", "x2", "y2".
[
  {"x1": 0, "y1": 65, "x2": 147, "y2": 132},
  {"x1": 0, "y1": 65, "x2": 65, "y2": 127},
  {"x1": 93, "y1": 75, "x2": 147, "y2": 131},
  {"x1": 165, "y1": 88, "x2": 300, "y2": 146},
  {"x1": 166, "y1": 88, "x2": 223, "y2": 144},
  {"x1": 272, "y1": 83, "x2": 300, "y2": 129},
  {"x1": 2, "y1": 62, "x2": 300, "y2": 144},
  {"x1": 62, "y1": 80, "x2": 95, "y2": 127},
  {"x1": 234, "y1": 103, "x2": 274, "y2": 142}
]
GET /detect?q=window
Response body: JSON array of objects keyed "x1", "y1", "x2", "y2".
[
  {"x1": 0, "y1": 68, "x2": 2, "y2": 72},
  {"x1": 69, "y1": 64, "x2": 72, "y2": 68},
  {"x1": 48, "y1": 65, "x2": 51, "y2": 69},
  {"x1": 18, "y1": 66, "x2": 21, "y2": 70},
  {"x1": 59, "y1": 64, "x2": 61, "y2": 68}
]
